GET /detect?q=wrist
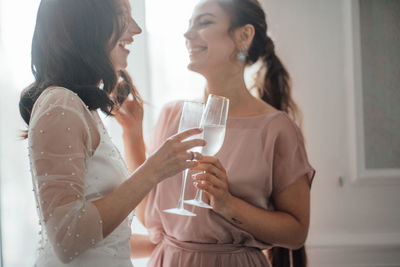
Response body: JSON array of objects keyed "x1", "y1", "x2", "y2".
[
  {"x1": 122, "y1": 125, "x2": 143, "y2": 138},
  {"x1": 139, "y1": 158, "x2": 162, "y2": 184},
  {"x1": 122, "y1": 129, "x2": 144, "y2": 143},
  {"x1": 217, "y1": 194, "x2": 237, "y2": 218}
]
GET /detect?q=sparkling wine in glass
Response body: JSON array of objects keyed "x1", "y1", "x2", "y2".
[
  {"x1": 185, "y1": 94, "x2": 229, "y2": 209},
  {"x1": 163, "y1": 101, "x2": 204, "y2": 216}
]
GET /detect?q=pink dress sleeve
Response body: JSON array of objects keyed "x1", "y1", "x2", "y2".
[
  {"x1": 268, "y1": 114, "x2": 315, "y2": 195},
  {"x1": 28, "y1": 88, "x2": 103, "y2": 263},
  {"x1": 146, "y1": 101, "x2": 182, "y2": 154}
]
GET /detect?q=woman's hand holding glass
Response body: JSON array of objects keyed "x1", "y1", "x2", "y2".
[
  {"x1": 185, "y1": 94, "x2": 229, "y2": 209},
  {"x1": 191, "y1": 156, "x2": 232, "y2": 214},
  {"x1": 144, "y1": 128, "x2": 205, "y2": 183}
]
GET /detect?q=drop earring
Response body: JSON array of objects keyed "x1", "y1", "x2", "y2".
[{"x1": 237, "y1": 47, "x2": 247, "y2": 62}]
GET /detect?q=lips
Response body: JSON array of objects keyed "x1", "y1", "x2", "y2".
[
  {"x1": 188, "y1": 46, "x2": 207, "y2": 55},
  {"x1": 118, "y1": 38, "x2": 134, "y2": 53}
]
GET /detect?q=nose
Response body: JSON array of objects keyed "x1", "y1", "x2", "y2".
[
  {"x1": 129, "y1": 17, "x2": 142, "y2": 35},
  {"x1": 184, "y1": 26, "x2": 195, "y2": 40}
]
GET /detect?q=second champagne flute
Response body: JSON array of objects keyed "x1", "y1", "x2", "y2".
[
  {"x1": 163, "y1": 101, "x2": 204, "y2": 216},
  {"x1": 185, "y1": 94, "x2": 229, "y2": 209}
]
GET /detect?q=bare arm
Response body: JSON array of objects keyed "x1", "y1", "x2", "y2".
[
  {"x1": 135, "y1": 195, "x2": 149, "y2": 228},
  {"x1": 122, "y1": 131, "x2": 146, "y2": 172},
  {"x1": 113, "y1": 90, "x2": 146, "y2": 172},
  {"x1": 92, "y1": 162, "x2": 156, "y2": 238},
  {"x1": 114, "y1": 98, "x2": 182, "y2": 257},
  {"x1": 216, "y1": 176, "x2": 310, "y2": 249},
  {"x1": 94, "y1": 129, "x2": 204, "y2": 238},
  {"x1": 194, "y1": 156, "x2": 310, "y2": 249},
  {"x1": 114, "y1": 92, "x2": 150, "y2": 238}
]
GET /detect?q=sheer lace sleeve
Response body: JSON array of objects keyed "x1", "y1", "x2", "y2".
[{"x1": 28, "y1": 87, "x2": 103, "y2": 263}]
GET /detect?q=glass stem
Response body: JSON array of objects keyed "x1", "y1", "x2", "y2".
[
  {"x1": 194, "y1": 188, "x2": 203, "y2": 203},
  {"x1": 177, "y1": 169, "x2": 189, "y2": 210},
  {"x1": 194, "y1": 171, "x2": 206, "y2": 202}
]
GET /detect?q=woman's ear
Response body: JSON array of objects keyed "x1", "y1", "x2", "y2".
[{"x1": 234, "y1": 24, "x2": 255, "y2": 49}]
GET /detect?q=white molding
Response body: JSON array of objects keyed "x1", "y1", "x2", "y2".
[
  {"x1": 307, "y1": 232, "x2": 400, "y2": 267},
  {"x1": 344, "y1": 0, "x2": 400, "y2": 185},
  {"x1": 308, "y1": 245, "x2": 400, "y2": 267},
  {"x1": 307, "y1": 232, "x2": 400, "y2": 248}
]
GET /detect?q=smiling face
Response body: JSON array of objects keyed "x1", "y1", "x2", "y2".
[
  {"x1": 184, "y1": 0, "x2": 239, "y2": 75},
  {"x1": 109, "y1": 0, "x2": 142, "y2": 71}
]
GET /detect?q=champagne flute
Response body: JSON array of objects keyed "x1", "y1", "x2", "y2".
[
  {"x1": 163, "y1": 101, "x2": 204, "y2": 216},
  {"x1": 185, "y1": 94, "x2": 229, "y2": 209}
]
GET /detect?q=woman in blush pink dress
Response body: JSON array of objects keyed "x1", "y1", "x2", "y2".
[{"x1": 126, "y1": 0, "x2": 315, "y2": 266}]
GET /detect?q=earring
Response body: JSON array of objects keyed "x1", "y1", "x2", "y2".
[{"x1": 237, "y1": 47, "x2": 247, "y2": 62}]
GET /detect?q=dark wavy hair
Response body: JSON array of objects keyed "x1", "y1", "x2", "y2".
[
  {"x1": 19, "y1": 0, "x2": 140, "y2": 134},
  {"x1": 216, "y1": 0, "x2": 305, "y2": 266}
]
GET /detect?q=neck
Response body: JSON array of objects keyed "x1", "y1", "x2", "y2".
[{"x1": 203, "y1": 68, "x2": 253, "y2": 110}]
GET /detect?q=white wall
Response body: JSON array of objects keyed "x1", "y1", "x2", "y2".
[{"x1": 261, "y1": 0, "x2": 400, "y2": 266}]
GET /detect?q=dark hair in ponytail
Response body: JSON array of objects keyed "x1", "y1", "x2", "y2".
[
  {"x1": 216, "y1": 0, "x2": 305, "y2": 266},
  {"x1": 216, "y1": 0, "x2": 300, "y2": 123},
  {"x1": 19, "y1": 0, "x2": 140, "y2": 134},
  {"x1": 258, "y1": 36, "x2": 299, "y2": 120}
]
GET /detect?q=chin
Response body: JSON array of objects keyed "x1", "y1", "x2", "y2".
[
  {"x1": 116, "y1": 62, "x2": 128, "y2": 71},
  {"x1": 121, "y1": 59, "x2": 128, "y2": 69},
  {"x1": 187, "y1": 62, "x2": 205, "y2": 75}
]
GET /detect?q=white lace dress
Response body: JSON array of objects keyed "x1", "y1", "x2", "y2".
[{"x1": 28, "y1": 87, "x2": 134, "y2": 267}]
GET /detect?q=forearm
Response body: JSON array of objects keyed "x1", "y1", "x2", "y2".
[
  {"x1": 93, "y1": 163, "x2": 158, "y2": 238},
  {"x1": 135, "y1": 195, "x2": 149, "y2": 227},
  {"x1": 130, "y1": 234, "x2": 156, "y2": 258},
  {"x1": 122, "y1": 131, "x2": 146, "y2": 172},
  {"x1": 219, "y1": 196, "x2": 308, "y2": 249}
]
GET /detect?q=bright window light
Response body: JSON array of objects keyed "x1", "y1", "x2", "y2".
[
  {"x1": 145, "y1": 0, "x2": 205, "y2": 110},
  {"x1": 1, "y1": 0, "x2": 40, "y2": 89}
]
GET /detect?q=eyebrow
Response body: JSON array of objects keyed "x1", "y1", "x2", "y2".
[{"x1": 189, "y1": 13, "x2": 216, "y2": 24}]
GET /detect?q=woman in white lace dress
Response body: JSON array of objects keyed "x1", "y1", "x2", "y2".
[{"x1": 19, "y1": 0, "x2": 204, "y2": 266}]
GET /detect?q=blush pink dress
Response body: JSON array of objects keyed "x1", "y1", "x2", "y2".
[{"x1": 144, "y1": 101, "x2": 315, "y2": 267}]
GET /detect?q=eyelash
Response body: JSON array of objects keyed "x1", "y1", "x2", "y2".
[{"x1": 198, "y1": 21, "x2": 213, "y2": 27}]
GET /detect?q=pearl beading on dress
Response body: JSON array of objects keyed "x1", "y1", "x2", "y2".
[{"x1": 28, "y1": 87, "x2": 132, "y2": 264}]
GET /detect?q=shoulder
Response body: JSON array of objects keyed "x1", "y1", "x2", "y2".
[
  {"x1": 31, "y1": 86, "x2": 92, "y2": 127},
  {"x1": 268, "y1": 112, "x2": 300, "y2": 133},
  {"x1": 156, "y1": 100, "x2": 184, "y2": 124},
  {"x1": 147, "y1": 100, "x2": 184, "y2": 150},
  {"x1": 38, "y1": 86, "x2": 79, "y2": 101},
  {"x1": 161, "y1": 100, "x2": 184, "y2": 116},
  {"x1": 29, "y1": 86, "x2": 100, "y2": 149},
  {"x1": 34, "y1": 86, "x2": 87, "y2": 113},
  {"x1": 264, "y1": 112, "x2": 304, "y2": 150}
]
